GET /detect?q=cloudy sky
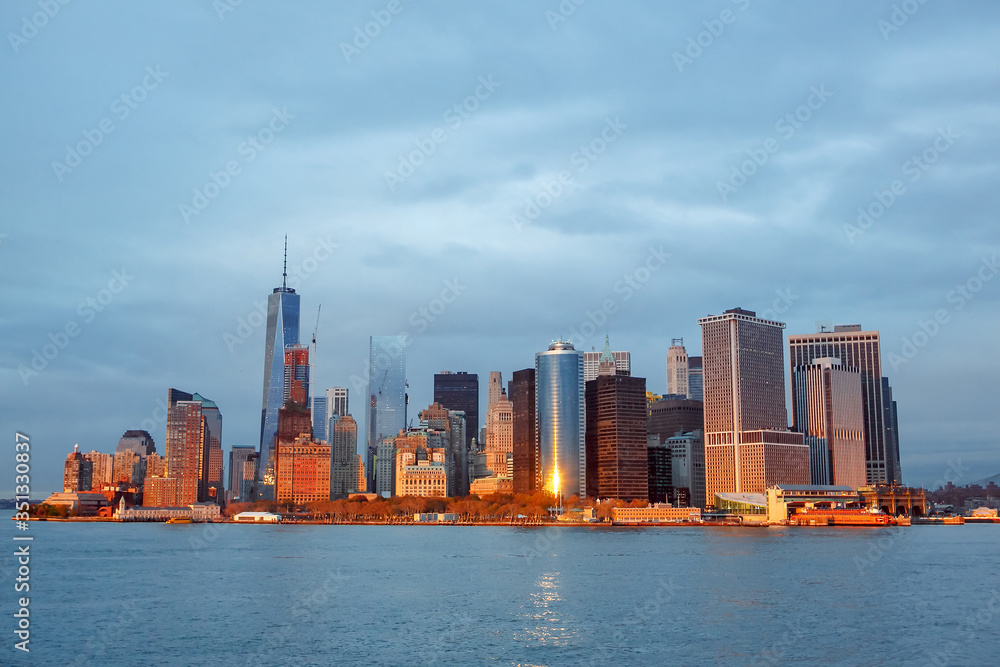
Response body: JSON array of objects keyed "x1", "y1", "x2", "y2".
[{"x1": 3, "y1": 0, "x2": 997, "y2": 496}]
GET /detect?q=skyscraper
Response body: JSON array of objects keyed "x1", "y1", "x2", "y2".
[
  {"x1": 165, "y1": 388, "x2": 222, "y2": 505},
  {"x1": 484, "y1": 391, "x2": 513, "y2": 478},
  {"x1": 698, "y1": 308, "x2": 809, "y2": 505},
  {"x1": 792, "y1": 357, "x2": 866, "y2": 489},
  {"x1": 648, "y1": 397, "x2": 704, "y2": 444},
  {"x1": 312, "y1": 396, "x2": 327, "y2": 442},
  {"x1": 487, "y1": 371, "x2": 503, "y2": 408},
  {"x1": 367, "y1": 335, "x2": 407, "y2": 450},
  {"x1": 666, "y1": 339, "x2": 689, "y2": 398},
  {"x1": 276, "y1": 435, "x2": 330, "y2": 505},
  {"x1": 788, "y1": 325, "x2": 901, "y2": 484},
  {"x1": 882, "y1": 377, "x2": 902, "y2": 485},
  {"x1": 259, "y1": 239, "x2": 301, "y2": 500},
  {"x1": 330, "y1": 414, "x2": 359, "y2": 497},
  {"x1": 433, "y1": 371, "x2": 479, "y2": 449},
  {"x1": 536, "y1": 341, "x2": 585, "y2": 500},
  {"x1": 63, "y1": 444, "x2": 93, "y2": 493},
  {"x1": 583, "y1": 336, "x2": 630, "y2": 381},
  {"x1": 117, "y1": 430, "x2": 156, "y2": 457},
  {"x1": 283, "y1": 344, "x2": 310, "y2": 407},
  {"x1": 510, "y1": 368, "x2": 539, "y2": 495},
  {"x1": 687, "y1": 356, "x2": 703, "y2": 401},
  {"x1": 585, "y1": 373, "x2": 648, "y2": 501},
  {"x1": 229, "y1": 445, "x2": 257, "y2": 503}
]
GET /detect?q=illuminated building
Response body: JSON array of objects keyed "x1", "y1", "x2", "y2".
[
  {"x1": 356, "y1": 454, "x2": 366, "y2": 493},
  {"x1": 536, "y1": 340, "x2": 585, "y2": 499},
  {"x1": 259, "y1": 239, "x2": 301, "y2": 500},
  {"x1": 83, "y1": 450, "x2": 113, "y2": 489},
  {"x1": 699, "y1": 308, "x2": 809, "y2": 506},
  {"x1": 275, "y1": 435, "x2": 331, "y2": 504},
  {"x1": 788, "y1": 326, "x2": 901, "y2": 484},
  {"x1": 63, "y1": 445, "x2": 93, "y2": 492},
  {"x1": 487, "y1": 371, "x2": 503, "y2": 408},
  {"x1": 484, "y1": 391, "x2": 513, "y2": 477},
  {"x1": 165, "y1": 388, "x2": 222, "y2": 505},
  {"x1": 283, "y1": 345, "x2": 310, "y2": 407},
  {"x1": 792, "y1": 357, "x2": 866, "y2": 489},
  {"x1": 666, "y1": 338, "x2": 689, "y2": 398}
]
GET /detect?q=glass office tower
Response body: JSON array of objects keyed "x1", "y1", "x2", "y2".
[
  {"x1": 258, "y1": 245, "x2": 300, "y2": 500},
  {"x1": 366, "y1": 335, "x2": 407, "y2": 450},
  {"x1": 535, "y1": 341, "x2": 585, "y2": 500}
]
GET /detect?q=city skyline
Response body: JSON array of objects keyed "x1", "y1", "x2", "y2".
[{"x1": 5, "y1": 3, "x2": 999, "y2": 498}]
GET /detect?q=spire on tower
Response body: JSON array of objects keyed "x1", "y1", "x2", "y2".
[{"x1": 282, "y1": 235, "x2": 288, "y2": 289}]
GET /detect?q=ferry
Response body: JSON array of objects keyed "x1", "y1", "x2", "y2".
[
  {"x1": 166, "y1": 517, "x2": 193, "y2": 524},
  {"x1": 790, "y1": 508, "x2": 892, "y2": 526}
]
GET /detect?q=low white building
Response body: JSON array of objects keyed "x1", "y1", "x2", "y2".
[{"x1": 233, "y1": 511, "x2": 281, "y2": 523}]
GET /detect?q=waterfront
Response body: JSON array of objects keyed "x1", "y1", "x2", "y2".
[{"x1": 5, "y1": 519, "x2": 999, "y2": 665}]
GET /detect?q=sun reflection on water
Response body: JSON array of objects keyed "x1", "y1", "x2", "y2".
[{"x1": 514, "y1": 571, "x2": 578, "y2": 648}]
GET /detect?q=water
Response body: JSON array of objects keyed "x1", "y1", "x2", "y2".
[{"x1": 4, "y1": 519, "x2": 999, "y2": 666}]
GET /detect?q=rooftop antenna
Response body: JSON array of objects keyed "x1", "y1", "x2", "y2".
[{"x1": 282, "y1": 235, "x2": 288, "y2": 289}]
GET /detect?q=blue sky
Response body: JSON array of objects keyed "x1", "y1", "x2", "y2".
[{"x1": 2, "y1": 0, "x2": 998, "y2": 496}]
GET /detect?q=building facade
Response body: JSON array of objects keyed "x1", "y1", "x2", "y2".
[
  {"x1": 165, "y1": 388, "x2": 222, "y2": 505},
  {"x1": 275, "y1": 435, "x2": 331, "y2": 505},
  {"x1": 687, "y1": 356, "x2": 703, "y2": 401},
  {"x1": 229, "y1": 445, "x2": 257, "y2": 503},
  {"x1": 648, "y1": 397, "x2": 704, "y2": 444},
  {"x1": 63, "y1": 445, "x2": 93, "y2": 492},
  {"x1": 585, "y1": 374, "x2": 648, "y2": 501},
  {"x1": 699, "y1": 308, "x2": 809, "y2": 505},
  {"x1": 536, "y1": 341, "x2": 586, "y2": 499},
  {"x1": 367, "y1": 336, "x2": 407, "y2": 464},
  {"x1": 583, "y1": 338, "x2": 630, "y2": 381},
  {"x1": 666, "y1": 338, "x2": 689, "y2": 398},
  {"x1": 792, "y1": 357, "x2": 867, "y2": 489},
  {"x1": 259, "y1": 245, "x2": 301, "y2": 500},
  {"x1": 788, "y1": 325, "x2": 901, "y2": 484},
  {"x1": 331, "y1": 414, "x2": 359, "y2": 497},
  {"x1": 433, "y1": 371, "x2": 479, "y2": 449}
]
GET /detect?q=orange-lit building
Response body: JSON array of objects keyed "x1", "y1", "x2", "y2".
[
  {"x1": 275, "y1": 434, "x2": 331, "y2": 504},
  {"x1": 699, "y1": 308, "x2": 809, "y2": 507}
]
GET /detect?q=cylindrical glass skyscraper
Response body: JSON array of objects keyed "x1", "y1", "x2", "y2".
[{"x1": 535, "y1": 341, "x2": 585, "y2": 499}]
